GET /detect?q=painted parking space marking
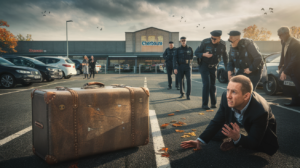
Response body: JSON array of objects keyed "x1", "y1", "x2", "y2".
[{"x1": 0, "y1": 126, "x2": 32, "y2": 146}]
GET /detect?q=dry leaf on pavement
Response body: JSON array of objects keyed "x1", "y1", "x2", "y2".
[
  {"x1": 175, "y1": 129, "x2": 184, "y2": 133},
  {"x1": 181, "y1": 135, "x2": 191, "y2": 138},
  {"x1": 161, "y1": 153, "x2": 170, "y2": 157},
  {"x1": 191, "y1": 129, "x2": 197, "y2": 131},
  {"x1": 184, "y1": 132, "x2": 196, "y2": 136},
  {"x1": 206, "y1": 110, "x2": 214, "y2": 112},
  {"x1": 172, "y1": 123, "x2": 182, "y2": 127},
  {"x1": 160, "y1": 147, "x2": 168, "y2": 153},
  {"x1": 199, "y1": 113, "x2": 205, "y2": 115},
  {"x1": 181, "y1": 118, "x2": 186, "y2": 120},
  {"x1": 168, "y1": 113, "x2": 175, "y2": 116},
  {"x1": 193, "y1": 148, "x2": 200, "y2": 151},
  {"x1": 176, "y1": 110, "x2": 180, "y2": 112},
  {"x1": 170, "y1": 120, "x2": 177, "y2": 123},
  {"x1": 160, "y1": 123, "x2": 169, "y2": 128}
]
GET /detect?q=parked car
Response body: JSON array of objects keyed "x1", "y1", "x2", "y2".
[
  {"x1": 71, "y1": 59, "x2": 83, "y2": 75},
  {"x1": 35, "y1": 56, "x2": 76, "y2": 79},
  {"x1": 114, "y1": 64, "x2": 131, "y2": 72},
  {"x1": 2, "y1": 56, "x2": 62, "y2": 82},
  {"x1": 0, "y1": 57, "x2": 41, "y2": 88},
  {"x1": 217, "y1": 60, "x2": 268, "y2": 86},
  {"x1": 263, "y1": 53, "x2": 296, "y2": 95}
]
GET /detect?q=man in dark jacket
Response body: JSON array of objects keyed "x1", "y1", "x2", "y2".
[
  {"x1": 278, "y1": 27, "x2": 300, "y2": 106},
  {"x1": 163, "y1": 41, "x2": 178, "y2": 90},
  {"x1": 195, "y1": 30, "x2": 228, "y2": 109},
  {"x1": 227, "y1": 31, "x2": 263, "y2": 90},
  {"x1": 181, "y1": 75, "x2": 279, "y2": 156},
  {"x1": 174, "y1": 37, "x2": 194, "y2": 100}
]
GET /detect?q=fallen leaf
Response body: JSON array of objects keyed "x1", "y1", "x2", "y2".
[
  {"x1": 170, "y1": 120, "x2": 177, "y2": 123},
  {"x1": 193, "y1": 148, "x2": 200, "y2": 151},
  {"x1": 184, "y1": 132, "x2": 196, "y2": 136},
  {"x1": 176, "y1": 110, "x2": 180, "y2": 112},
  {"x1": 175, "y1": 129, "x2": 184, "y2": 133},
  {"x1": 181, "y1": 118, "x2": 186, "y2": 120},
  {"x1": 68, "y1": 163, "x2": 78, "y2": 168},
  {"x1": 160, "y1": 123, "x2": 169, "y2": 128},
  {"x1": 160, "y1": 147, "x2": 168, "y2": 153},
  {"x1": 161, "y1": 153, "x2": 170, "y2": 157},
  {"x1": 181, "y1": 135, "x2": 191, "y2": 138},
  {"x1": 199, "y1": 113, "x2": 205, "y2": 115},
  {"x1": 178, "y1": 121, "x2": 187, "y2": 125},
  {"x1": 191, "y1": 129, "x2": 197, "y2": 131},
  {"x1": 168, "y1": 113, "x2": 175, "y2": 116},
  {"x1": 206, "y1": 110, "x2": 214, "y2": 112},
  {"x1": 172, "y1": 123, "x2": 182, "y2": 127}
]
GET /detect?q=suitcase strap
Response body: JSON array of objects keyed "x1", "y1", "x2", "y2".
[
  {"x1": 125, "y1": 87, "x2": 136, "y2": 147},
  {"x1": 66, "y1": 88, "x2": 79, "y2": 158}
]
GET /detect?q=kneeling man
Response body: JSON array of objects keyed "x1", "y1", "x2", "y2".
[{"x1": 181, "y1": 75, "x2": 279, "y2": 156}]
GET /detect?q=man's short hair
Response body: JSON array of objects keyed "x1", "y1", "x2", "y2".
[
  {"x1": 278, "y1": 27, "x2": 291, "y2": 35},
  {"x1": 230, "y1": 75, "x2": 253, "y2": 95}
]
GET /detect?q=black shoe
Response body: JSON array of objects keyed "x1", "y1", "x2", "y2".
[
  {"x1": 187, "y1": 96, "x2": 190, "y2": 100},
  {"x1": 202, "y1": 105, "x2": 210, "y2": 110},
  {"x1": 211, "y1": 105, "x2": 217, "y2": 108},
  {"x1": 284, "y1": 102, "x2": 299, "y2": 106},
  {"x1": 178, "y1": 94, "x2": 185, "y2": 98},
  {"x1": 167, "y1": 87, "x2": 172, "y2": 90}
]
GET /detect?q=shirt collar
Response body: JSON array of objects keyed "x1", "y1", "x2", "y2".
[
  {"x1": 231, "y1": 95, "x2": 252, "y2": 115},
  {"x1": 285, "y1": 37, "x2": 293, "y2": 46}
]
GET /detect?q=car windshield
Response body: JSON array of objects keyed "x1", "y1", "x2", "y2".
[
  {"x1": 65, "y1": 58, "x2": 74, "y2": 63},
  {"x1": 266, "y1": 54, "x2": 281, "y2": 63},
  {"x1": 270, "y1": 56, "x2": 281, "y2": 63},
  {"x1": 0, "y1": 58, "x2": 15, "y2": 66},
  {"x1": 24, "y1": 57, "x2": 46, "y2": 65}
]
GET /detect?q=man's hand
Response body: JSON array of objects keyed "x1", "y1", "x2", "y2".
[
  {"x1": 180, "y1": 140, "x2": 202, "y2": 150},
  {"x1": 228, "y1": 71, "x2": 233, "y2": 81},
  {"x1": 244, "y1": 68, "x2": 252, "y2": 74},
  {"x1": 280, "y1": 71, "x2": 286, "y2": 81},
  {"x1": 174, "y1": 69, "x2": 178, "y2": 75},
  {"x1": 203, "y1": 52, "x2": 213, "y2": 58},
  {"x1": 221, "y1": 123, "x2": 240, "y2": 141}
]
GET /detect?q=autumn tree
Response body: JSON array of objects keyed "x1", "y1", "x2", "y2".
[
  {"x1": 243, "y1": 24, "x2": 272, "y2": 41},
  {"x1": 0, "y1": 20, "x2": 18, "y2": 54},
  {"x1": 16, "y1": 33, "x2": 33, "y2": 41},
  {"x1": 290, "y1": 26, "x2": 300, "y2": 39}
]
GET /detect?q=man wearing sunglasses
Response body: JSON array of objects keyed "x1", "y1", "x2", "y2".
[
  {"x1": 195, "y1": 30, "x2": 228, "y2": 109},
  {"x1": 174, "y1": 37, "x2": 194, "y2": 100},
  {"x1": 227, "y1": 31, "x2": 263, "y2": 91}
]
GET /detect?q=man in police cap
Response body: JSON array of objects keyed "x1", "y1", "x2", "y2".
[
  {"x1": 174, "y1": 37, "x2": 194, "y2": 100},
  {"x1": 163, "y1": 41, "x2": 178, "y2": 90},
  {"x1": 227, "y1": 31, "x2": 263, "y2": 90},
  {"x1": 195, "y1": 30, "x2": 228, "y2": 109}
]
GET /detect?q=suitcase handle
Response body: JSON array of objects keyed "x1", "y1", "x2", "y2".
[{"x1": 82, "y1": 82, "x2": 105, "y2": 89}]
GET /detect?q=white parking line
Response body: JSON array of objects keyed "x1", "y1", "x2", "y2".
[
  {"x1": 0, "y1": 126, "x2": 32, "y2": 146},
  {"x1": 192, "y1": 79, "x2": 300, "y2": 114},
  {"x1": 150, "y1": 110, "x2": 171, "y2": 168}
]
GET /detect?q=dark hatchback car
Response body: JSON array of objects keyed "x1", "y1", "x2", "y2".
[
  {"x1": 0, "y1": 57, "x2": 41, "y2": 88},
  {"x1": 71, "y1": 59, "x2": 83, "y2": 74},
  {"x1": 1, "y1": 56, "x2": 63, "y2": 82},
  {"x1": 263, "y1": 53, "x2": 296, "y2": 95}
]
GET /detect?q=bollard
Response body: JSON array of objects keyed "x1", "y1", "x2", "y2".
[
  {"x1": 105, "y1": 65, "x2": 106, "y2": 74},
  {"x1": 139, "y1": 64, "x2": 141, "y2": 74},
  {"x1": 155, "y1": 65, "x2": 157, "y2": 74},
  {"x1": 119, "y1": 65, "x2": 121, "y2": 74}
]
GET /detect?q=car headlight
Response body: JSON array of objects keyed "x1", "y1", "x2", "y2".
[
  {"x1": 16, "y1": 70, "x2": 31, "y2": 74},
  {"x1": 276, "y1": 70, "x2": 279, "y2": 74},
  {"x1": 47, "y1": 68, "x2": 54, "y2": 71}
]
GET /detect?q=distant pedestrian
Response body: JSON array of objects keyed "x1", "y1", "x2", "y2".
[
  {"x1": 278, "y1": 27, "x2": 300, "y2": 106},
  {"x1": 227, "y1": 31, "x2": 263, "y2": 90},
  {"x1": 163, "y1": 41, "x2": 178, "y2": 90},
  {"x1": 82, "y1": 55, "x2": 89, "y2": 79},
  {"x1": 89, "y1": 55, "x2": 96, "y2": 79}
]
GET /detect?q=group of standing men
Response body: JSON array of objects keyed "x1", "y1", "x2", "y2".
[{"x1": 163, "y1": 27, "x2": 300, "y2": 108}]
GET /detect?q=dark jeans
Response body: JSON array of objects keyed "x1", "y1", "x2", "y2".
[
  {"x1": 199, "y1": 64, "x2": 217, "y2": 106},
  {"x1": 166, "y1": 64, "x2": 179, "y2": 88},
  {"x1": 90, "y1": 68, "x2": 95, "y2": 78},
  {"x1": 178, "y1": 64, "x2": 192, "y2": 96},
  {"x1": 290, "y1": 73, "x2": 300, "y2": 103},
  {"x1": 236, "y1": 71, "x2": 262, "y2": 91}
]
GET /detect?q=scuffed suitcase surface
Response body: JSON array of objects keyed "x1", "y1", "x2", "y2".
[{"x1": 32, "y1": 86, "x2": 149, "y2": 164}]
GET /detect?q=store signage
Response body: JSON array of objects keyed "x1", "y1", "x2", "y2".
[
  {"x1": 141, "y1": 36, "x2": 163, "y2": 52},
  {"x1": 29, "y1": 49, "x2": 46, "y2": 52},
  {"x1": 142, "y1": 41, "x2": 163, "y2": 46}
]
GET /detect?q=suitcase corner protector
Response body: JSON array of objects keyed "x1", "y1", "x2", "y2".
[{"x1": 45, "y1": 155, "x2": 58, "y2": 165}]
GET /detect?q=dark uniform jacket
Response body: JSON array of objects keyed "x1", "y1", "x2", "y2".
[
  {"x1": 163, "y1": 47, "x2": 177, "y2": 67},
  {"x1": 199, "y1": 91, "x2": 279, "y2": 156},
  {"x1": 278, "y1": 37, "x2": 300, "y2": 76},
  {"x1": 89, "y1": 59, "x2": 96, "y2": 69},
  {"x1": 173, "y1": 45, "x2": 194, "y2": 70},
  {"x1": 227, "y1": 38, "x2": 263, "y2": 75},
  {"x1": 195, "y1": 38, "x2": 228, "y2": 69}
]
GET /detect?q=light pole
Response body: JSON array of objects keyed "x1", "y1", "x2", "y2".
[{"x1": 66, "y1": 20, "x2": 73, "y2": 58}]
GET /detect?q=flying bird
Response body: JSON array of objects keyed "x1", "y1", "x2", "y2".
[
  {"x1": 269, "y1": 8, "x2": 273, "y2": 10},
  {"x1": 97, "y1": 27, "x2": 98, "y2": 28},
  {"x1": 203, "y1": 27, "x2": 205, "y2": 29},
  {"x1": 198, "y1": 24, "x2": 200, "y2": 25},
  {"x1": 181, "y1": 16, "x2": 183, "y2": 19},
  {"x1": 261, "y1": 8, "x2": 264, "y2": 11},
  {"x1": 270, "y1": 11, "x2": 273, "y2": 13},
  {"x1": 185, "y1": 20, "x2": 186, "y2": 22},
  {"x1": 44, "y1": 10, "x2": 46, "y2": 13},
  {"x1": 43, "y1": 14, "x2": 46, "y2": 16},
  {"x1": 264, "y1": 12, "x2": 267, "y2": 15},
  {"x1": 196, "y1": 26, "x2": 198, "y2": 28},
  {"x1": 100, "y1": 28, "x2": 102, "y2": 31},
  {"x1": 172, "y1": 15, "x2": 174, "y2": 17},
  {"x1": 49, "y1": 11, "x2": 50, "y2": 14}
]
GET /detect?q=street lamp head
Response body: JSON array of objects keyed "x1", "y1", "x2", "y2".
[{"x1": 66, "y1": 20, "x2": 73, "y2": 22}]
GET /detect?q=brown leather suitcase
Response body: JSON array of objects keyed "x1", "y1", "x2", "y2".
[{"x1": 31, "y1": 82, "x2": 149, "y2": 164}]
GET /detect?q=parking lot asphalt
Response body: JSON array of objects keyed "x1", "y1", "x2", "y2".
[{"x1": 0, "y1": 73, "x2": 300, "y2": 168}]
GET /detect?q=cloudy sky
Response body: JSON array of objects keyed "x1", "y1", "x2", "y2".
[{"x1": 1, "y1": 0, "x2": 299, "y2": 41}]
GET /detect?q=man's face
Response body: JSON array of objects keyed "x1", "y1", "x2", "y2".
[
  {"x1": 228, "y1": 36, "x2": 239, "y2": 43},
  {"x1": 169, "y1": 43, "x2": 174, "y2": 48},
  {"x1": 211, "y1": 36, "x2": 221, "y2": 44},
  {"x1": 226, "y1": 81, "x2": 249, "y2": 108},
  {"x1": 180, "y1": 39, "x2": 186, "y2": 46},
  {"x1": 278, "y1": 33, "x2": 289, "y2": 42}
]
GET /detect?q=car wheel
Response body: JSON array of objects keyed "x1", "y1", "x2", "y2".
[
  {"x1": 65, "y1": 76, "x2": 71, "y2": 79},
  {"x1": 46, "y1": 78, "x2": 54, "y2": 82},
  {"x1": 217, "y1": 69, "x2": 228, "y2": 83},
  {"x1": 22, "y1": 82, "x2": 33, "y2": 86},
  {"x1": 0, "y1": 74, "x2": 16, "y2": 88},
  {"x1": 263, "y1": 75, "x2": 279, "y2": 95},
  {"x1": 40, "y1": 75, "x2": 44, "y2": 82}
]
